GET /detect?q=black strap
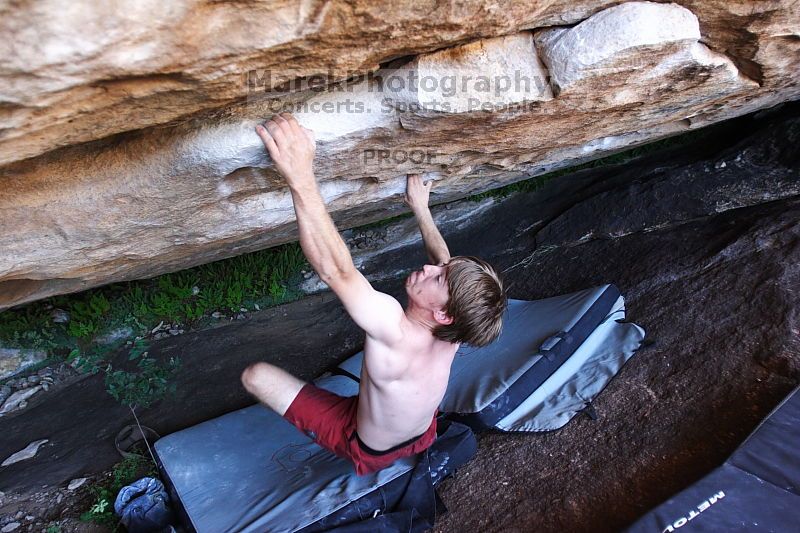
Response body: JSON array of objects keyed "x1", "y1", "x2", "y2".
[
  {"x1": 331, "y1": 367, "x2": 361, "y2": 384},
  {"x1": 354, "y1": 431, "x2": 427, "y2": 456},
  {"x1": 320, "y1": 449, "x2": 439, "y2": 533}
]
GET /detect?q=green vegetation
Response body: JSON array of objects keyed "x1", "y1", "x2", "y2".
[
  {"x1": 62, "y1": 241, "x2": 305, "y2": 338},
  {"x1": 80, "y1": 455, "x2": 157, "y2": 530},
  {"x1": 0, "y1": 241, "x2": 306, "y2": 349},
  {"x1": 105, "y1": 342, "x2": 181, "y2": 409},
  {"x1": 66, "y1": 339, "x2": 181, "y2": 409},
  {"x1": 0, "y1": 242, "x2": 307, "y2": 407}
]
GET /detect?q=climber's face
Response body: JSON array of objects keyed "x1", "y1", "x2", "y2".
[{"x1": 405, "y1": 264, "x2": 451, "y2": 322}]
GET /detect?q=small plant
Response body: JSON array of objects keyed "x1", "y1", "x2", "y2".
[
  {"x1": 268, "y1": 276, "x2": 287, "y2": 301},
  {"x1": 105, "y1": 358, "x2": 181, "y2": 409},
  {"x1": 67, "y1": 339, "x2": 180, "y2": 409},
  {"x1": 80, "y1": 455, "x2": 156, "y2": 529},
  {"x1": 120, "y1": 285, "x2": 154, "y2": 325},
  {"x1": 90, "y1": 498, "x2": 109, "y2": 514},
  {"x1": 182, "y1": 301, "x2": 206, "y2": 321},
  {"x1": 66, "y1": 292, "x2": 111, "y2": 338},
  {"x1": 45, "y1": 524, "x2": 62, "y2": 533},
  {"x1": 6, "y1": 328, "x2": 57, "y2": 352},
  {"x1": 224, "y1": 275, "x2": 248, "y2": 310},
  {"x1": 0, "y1": 305, "x2": 51, "y2": 348},
  {"x1": 67, "y1": 344, "x2": 113, "y2": 375},
  {"x1": 81, "y1": 486, "x2": 115, "y2": 527}
]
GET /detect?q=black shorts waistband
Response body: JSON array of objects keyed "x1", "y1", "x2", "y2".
[{"x1": 353, "y1": 430, "x2": 427, "y2": 456}]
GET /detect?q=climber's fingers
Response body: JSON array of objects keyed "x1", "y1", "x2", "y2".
[
  {"x1": 280, "y1": 112, "x2": 302, "y2": 133},
  {"x1": 255, "y1": 124, "x2": 280, "y2": 158},
  {"x1": 265, "y1": 118, "x2": 287, "y2": 147}
]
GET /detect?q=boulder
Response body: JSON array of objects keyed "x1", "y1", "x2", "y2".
[
  {"x1": 383, "y1": 32, "x2": 553, "y2": 112},
  {"x1": 1, "y1": 439, "x2": 48, "y2": 467},
  {"x1": 0, "y1": 348, "x2": 47, "y2": 381},
  {"x1": 537, "y1": 2, "x2": 702, "y2": 93},
  {"x1": 0, "y1": 0, "x2": 618, "y2": 165},
  {"x1": 0, "y1": 0, "x2": 797, "y2": 309}
]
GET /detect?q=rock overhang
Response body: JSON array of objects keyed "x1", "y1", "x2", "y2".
[{"x1": 0, "y1": 0, "x2": 798, "y2": 310}]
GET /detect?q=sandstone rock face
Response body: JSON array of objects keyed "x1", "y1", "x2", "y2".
[
  {"x1": 0, "y1": 0, "x2": 620, "y2": 166},
  {"x1": 537, "y1": 2, "x2": 702, "y2": 93},
  {"x1": 384, "y1": 32, "x2": 553, "y2": 112},
  {"x1": 0, "y1": 0, "x2": 798, "y2": 309}
]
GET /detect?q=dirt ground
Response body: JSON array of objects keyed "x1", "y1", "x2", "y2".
[{"x1": 1, "y1": 104, "x2": 798, "y2": 532}]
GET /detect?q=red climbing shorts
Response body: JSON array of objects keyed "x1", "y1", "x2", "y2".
[{"x1": 284, "y1": 383, "x2": 437, "y2": 476}]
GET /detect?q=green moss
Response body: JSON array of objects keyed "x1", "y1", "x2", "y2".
[
  {"x1": 0, "y1": 242, "x2": 307, "y2": 403},
  {"x1": 0, "y1": 242, "x2": 307, "y2": 346}
]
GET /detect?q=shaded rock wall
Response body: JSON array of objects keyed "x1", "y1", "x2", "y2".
[
  {"x1": 433, "y1": 106, "x2": 800, "y2": 533},
  {"x1": 0, "y1": 0, "x2": 798, "y2": 309}
]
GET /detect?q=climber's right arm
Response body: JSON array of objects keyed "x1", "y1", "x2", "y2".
[{"x1": 255, "y1": 114, "x2": 404, "y2": 346}]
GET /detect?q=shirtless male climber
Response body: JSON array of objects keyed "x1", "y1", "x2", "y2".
[{"x1": 241, "y1": 112, "x2": 507, "y2": 475}]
